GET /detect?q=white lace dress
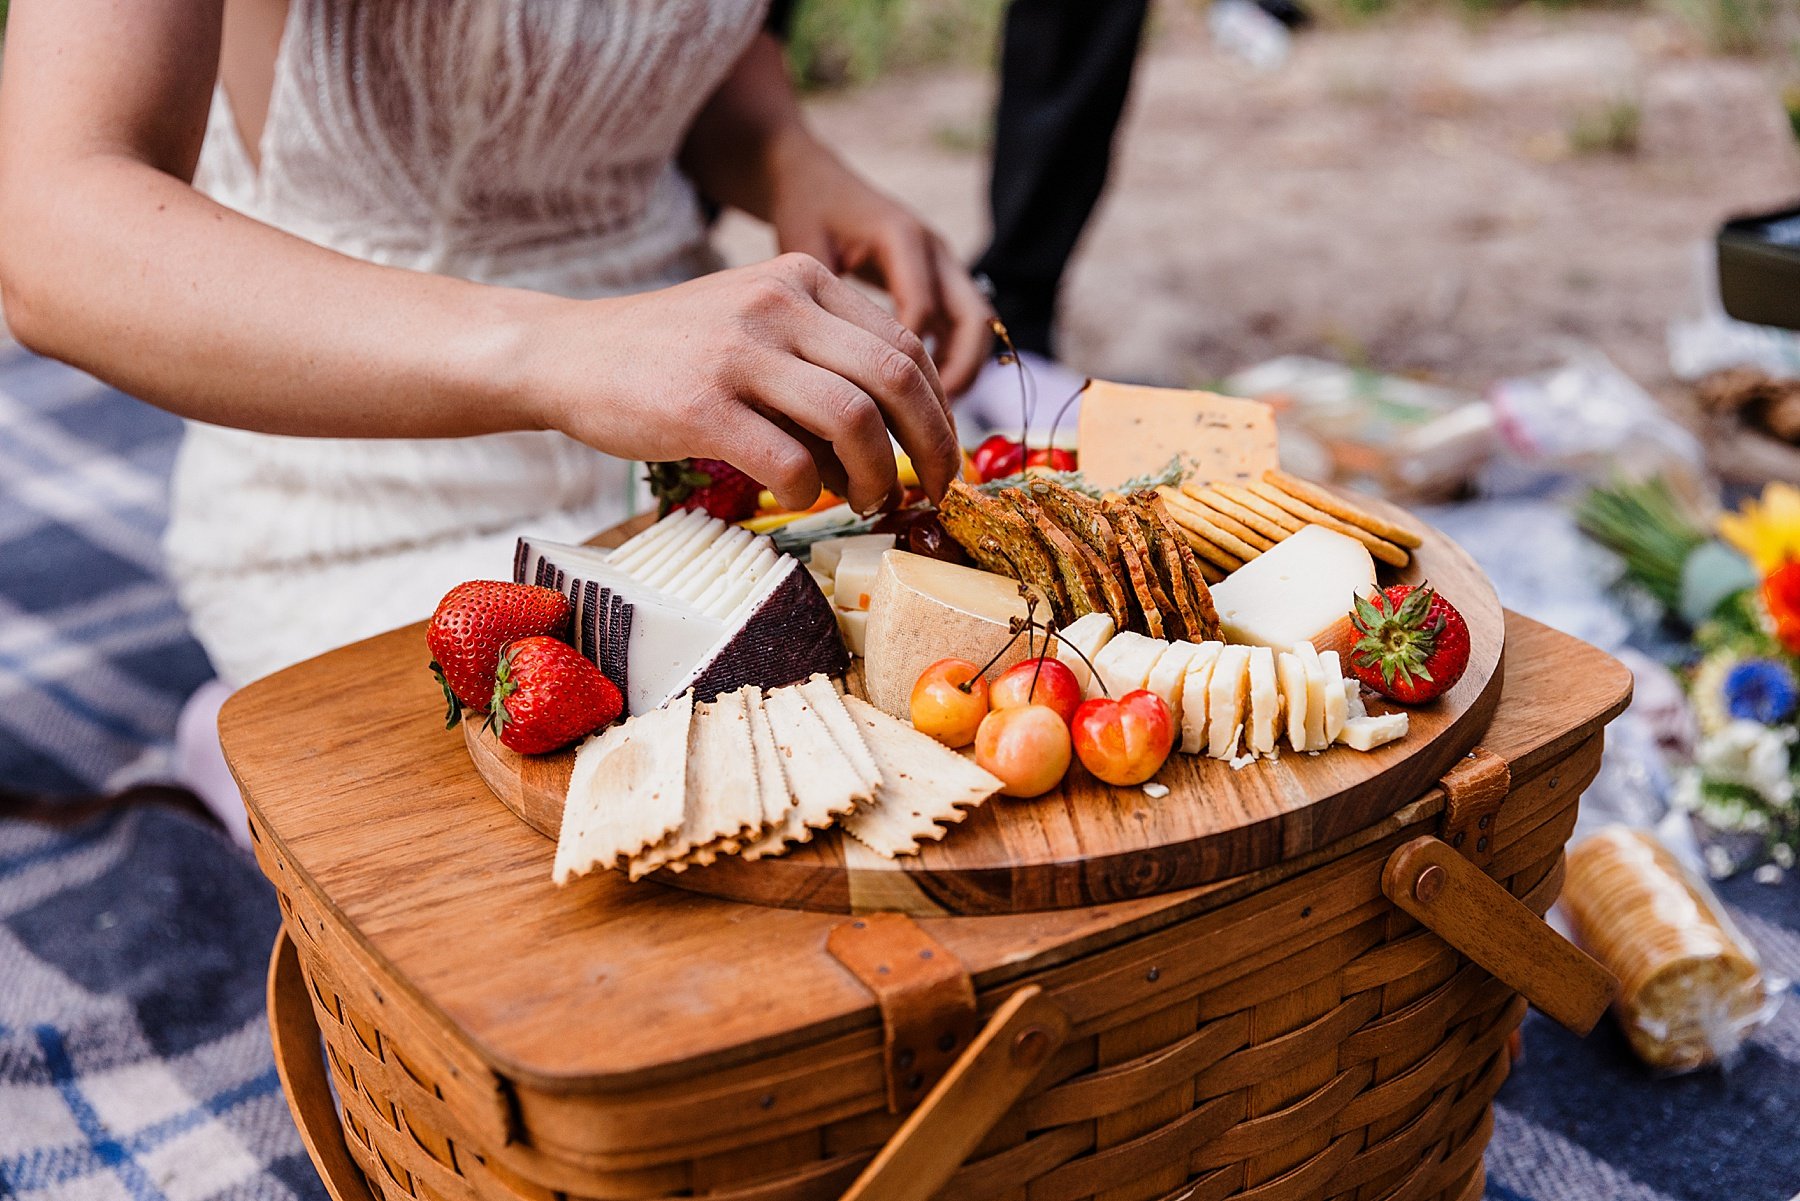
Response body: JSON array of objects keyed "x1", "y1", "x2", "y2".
[{"x1": 167, "y1": 0, "x2": 768, "y2": 684}]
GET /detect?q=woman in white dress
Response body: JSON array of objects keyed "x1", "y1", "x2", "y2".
[{"x1": 0, "y1": 0, "x2": 991, "y2": 693}]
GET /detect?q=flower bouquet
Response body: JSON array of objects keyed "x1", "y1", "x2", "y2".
[{"x1": 1578, "y1": 479, "x2": 1800, "y2": 871}]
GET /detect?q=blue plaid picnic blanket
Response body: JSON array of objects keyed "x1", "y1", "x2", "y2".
[{"x1": 0, "y1": 338, "x2": 1796, "y2": 1201}]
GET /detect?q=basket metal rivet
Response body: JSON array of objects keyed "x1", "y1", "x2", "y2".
[
  {"x1": 897, "y1": 1049, "x2": 915, "y2": 1071},
  {"x1": 759, "y1": 1094, "x2": 776, "y2": 1110},
  {"x1": 1478, "y1": 816, "x2": 1490, "y2": 830},
  {"x1": 1415, "y1": 865, "x2": 1445, "y2": 903},
  {"x1": 919, "y1": 949, "x2": 934, "y2": 960},
  {"x1": 905, "y1": 1072, "x2": 925, "y2": 1091},
  {"x1": 1301, "y1": 906, "x2": 1312, "y2": 918},
  {"x1": 1012, "y1": 1028, "x2": 1053, "y2": 1068},
  {"x1": 1477, "y1": 836, "x2": 1489, "y2": 853},
  {"x1": 1146, "y1": 966, "x2": 1161, "y2": 983}
]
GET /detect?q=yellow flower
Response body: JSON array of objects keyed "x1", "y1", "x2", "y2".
[{"x1": 1720, "y1": 483, "x2": 1800, "y2": 574}]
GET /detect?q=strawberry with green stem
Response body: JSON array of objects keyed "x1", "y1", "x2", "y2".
[
  {"x1": 427, "y1": 581, "x2": 571, "y2": 727},
  {"x1": 1347, "y1": 583, "x2": 1470, "y2": 705},
  {"x1": 488, "y1": 636, "x2": 624, "y2": 755}
]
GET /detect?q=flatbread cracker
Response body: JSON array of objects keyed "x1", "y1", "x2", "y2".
[
  {"x1": 1161, "y1": 486, "x2": 1276, "y2": 552},
  {"x1": 738, "y1": 681, "x2": 871, "y2": 860},
  {"x1": 628, "y1": 690, "x2": 759, "y2": 880},
  {"x1": 1246, "y1": 481, "x2": 1411, "y2": 568},
  {"x1": 838, "y1": 695, "x2": 1001, "y2": 857},
  {"x1": 1211, "y1": 483, "x2": 1306, "y2": 534},
  {"x1": 1263, "y1": 470, "x2": 1423, "y2": 549},
  {"x1": 1180, "y1": 483, "x2": 1294, "y2": 544},
  {"x1": 553, "y1": 693, "x2": 693, "y2": 884}
]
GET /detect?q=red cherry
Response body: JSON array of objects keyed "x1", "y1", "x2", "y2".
[
  {"x1": 1026, "y1": 447, "x2": 1078, "y2": 472},
  {"x1": 972, "y1": 434, "x2": 1025, "y2": 482}
]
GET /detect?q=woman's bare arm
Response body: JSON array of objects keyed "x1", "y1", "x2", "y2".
[{"x1": 0, "y1": 2, "x2": 960, "y2": 511}]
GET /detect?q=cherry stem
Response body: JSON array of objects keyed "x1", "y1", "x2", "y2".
[
  {"x1": 1043, "y1": 379, "x2": 1092, "y2": 466},
  {"x1": 990, "y1": 318, "x2": 1034, "y2": 454},
  {"x1": 1047, "y1": 625, "x2": 1111, "y2": 697}
]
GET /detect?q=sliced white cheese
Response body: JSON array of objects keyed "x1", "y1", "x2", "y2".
[
  {"x1": 1146, "y1": 641, "x2": 1202, "y2": 731},
  {"x1": 836, "y1": 607, "x2": 870, "y2": 656},
  {"x1": 1277, "y1": 651, "x2": 1310, "y2": 753},
  {"x1": 1338, "y1": 712, "x2": 1409, "y2": 751},
  {"x1": 1052, "y1": 612, "x2": 1116, "y2": 698},
  {"x1": 1344, "y1": 678, "x2": 1368, "y2": 721},
  {"x1": 633, "y1": 516, "x2": 722, "y2": 591},
  {"x1": 808, "y1": 568, "x2": 835, "y2": 597},
  {"x1": 809, "y1": 533, "x2": 897, "y2": 578},
  {"x1": 1179, "y1": 642, "x2": 1223, "y2": 755},
  {"x1": 1209, "y1": 525, "x2": 1377, "y2": 651},
  {"x1": 1206, "y1": 645, "x2": 1251, "y2": 759},
  {"x1": 1246, "y1": 646, "x2": 1280, "y2": 756},
  {"x1": 609, "y1": 508, "x2": 701, "y2": 572},
  {"x1": 833, "y1": 545, "x2": 889, "y2": 612},
  {"x1": 1320, "y1": 651, "x2": 1349, "y2": 743},
  {"x1": 1093, "y1": 632, "x2": 1169, "y2": 700},
  {"x1": 1295, "y1": 642, "x2": 1329, "y2": 752},
  {"x1": 667, "y1": 526, "x2": 754, "y2": 605},
  {"x1": 689, "y1": 538, "x2": 776, "y2": 618}
]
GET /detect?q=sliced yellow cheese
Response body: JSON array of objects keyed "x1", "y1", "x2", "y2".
[
  {"x1": 835, "y1": 607, "x2": 869, "y2": 656},
  {"x1": 1294, "y1": 641, "x2": 1329, "y2": 752},
  {"x1": 1206, "y1": 645, "x2": 1251, "y2": 760},
  {"x1": 809, "y1": 533, "x2": 896, "y2": 577},
  {"x1": 833, "y1": 545, "x2": 890, "y2": 613},
  {"x1": 1077, "y1": 382, "x2": 1280, "y2": 491},
  {"x1": 1339, "y1": 711, "x2": 1410, "y2": 751},
  {"x1": 1246, "y1": 646, "x2": 1280, "y2": 756},
  {"x1": 1146, "y1": 641, "x2": 1202, "y2": 730},
  {"x1": 1320, "y1": 650, "x2": 1349, "y2": 743},
  {"x1": 1277, "y1": 651, "x2": 1309, "y2": 753},
  {"x1": 1209, "y1": 525, "x2": 1377, "y2": 651},
  {"x1": 862, "y1": 552, "x2": 1046, "y2": 719},
  {"x1": 1179, "y1": 642, "x2": 1223, "y2": 755},
  {"x1": 1050, "y1": 612, "x2": 1116, "y2": 697},
  {"x1": 1093, "y1": 631, "x2": 1170, "y2": 700}
]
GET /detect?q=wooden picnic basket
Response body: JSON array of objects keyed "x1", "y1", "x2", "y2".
[{"x1": 226, "y1": 511, "x2": 1632, "y2": 1201}]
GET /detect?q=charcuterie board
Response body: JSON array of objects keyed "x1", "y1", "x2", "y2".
[{"x1": 465, "y1": 500, "x2": 1504, "y2": 915}]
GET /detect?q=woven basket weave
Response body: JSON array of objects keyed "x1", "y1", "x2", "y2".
[{"x1": 256, "y1": 721, "x2": 1602, "y2": 1201}]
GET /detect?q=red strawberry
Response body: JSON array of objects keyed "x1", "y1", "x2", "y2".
[
  {"x1": 646, "y1": 458, "x2": 763, "y2": 521},
  {"x1": 427, "y1": 581, "x2": 570, "y2": 726},
  {"x1": 488, "y1": 636, "x2": 623, "y2": 755},
  {"x1": 1347, "y1": 583, "x2": 1470, "y2": 706}
]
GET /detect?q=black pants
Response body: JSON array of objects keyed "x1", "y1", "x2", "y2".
[{"x1": 975, "y1": 0, "x2": 1151, "y2": 358}]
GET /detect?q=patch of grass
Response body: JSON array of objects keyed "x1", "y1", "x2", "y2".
[
  {"x1": 1568, "y1": 97, "x2": 1641, "y2": 155},
  {"x1": 784, "y1": 0, "x2": 1005, "y2": 90},
  {"x1": 1786, "y1": 82, "x2": 1800, "y2": 143}
]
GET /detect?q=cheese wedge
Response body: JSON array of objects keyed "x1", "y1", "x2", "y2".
[
  {"x1": 1077, "y1": 382, "x2": 1280, "y2": 491},
  {"x1": 553, "y1": 692, "x2": 693, "y2": 884},
  {"x1": 1050, "y1": 612, "x2": 1116, "y2": 697},
  {"x1": 1146, "y1": 641, "x2": 1202, "y2": 730},
  {"x1": 809, "y1": 533, "x2": 896, "y2": 578},
  {"x1": 862, "y1": 552, "x2": 1047, "y2": 719},
  {"x1": 1093, "y1": 632, "x2": 1169, "y2": 700},
  {"x1": 1246, "y1": 646, "x2": 1280, "y2": 756},
  {"x1": 1206, "y1": 645, "x2": 1251, "y2": 759},
  {"x1": 1179, "y1": 642, "x2": 1223, "y2": 754},
  {"x1": 1320, "y1": 651, "x2": 1349, "y2": 743},
  {"x1": 1295, "y1": 642, "x2": 1329, "y2": 752},
  {"x1": 1208, "y1": 525, "x2": 1377, "y2": 652},
  {"x1": 838, "y1": 695, "x2": 1002, "y2": 857},
  {"x1": 1277, "y1": 652, "x2": 1310, "y2": 753},
  {"x1": 1339, "y1": 712, "x2": 1409, "y2": 751},
  {"x1": 1344, "y1": 678, "x2": 1368, "y2": 721}
]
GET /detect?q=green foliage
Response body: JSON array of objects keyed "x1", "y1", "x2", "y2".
[
  {"x1": 1568, "y1": 98, "x2": 1642, "y2": 155},
  {"x1": 783, "y1": 0, "x2": 1005, "y2": 90},
  {"x1": 1575, "y1": 477, "x2": 1709, "y2": 612}
]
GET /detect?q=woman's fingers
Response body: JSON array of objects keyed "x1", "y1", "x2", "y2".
[
  {"x1": 930, "y1": 241, "x2": 995, "y2": 398},
  {"x1": 745, "y1": 355, "x2": 906, "y2": 515}
]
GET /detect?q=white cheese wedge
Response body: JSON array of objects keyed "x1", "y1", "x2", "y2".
[
  {"x1": 862, "y1": 552, "x2": 1049, "y2": 719},
  {"x1": 1246, "y1": 646, "x2": 1280, "y2": 756},
  {"x1": 1179, "y1": 642, "x2": 1223, "y2": 755},
  {"x1": 1320, "y1": 650, "x2": 1349, "y2": 743},
  {"x1": 836, "y1": 607, "x2": 870, "y2": 656},
  {"x1": 1209, "y1": 525, "x2": 1377, "y2": 652},
  {"x1": 1146, "y1": 641, "x2": 1202, "y2": 730},
  {"x1": 809, "y1": 533, "x2": 896, "y2": 578},
  {"x1": 1295, "y1": 642, "x2": 1329, "y2": 752},
  {"x1": 1277, "y1": 651, "x2": 1310, "y2": 752},
  {"x1": 1076, "y1": 382, "x2": 1280, "y2": 491},
  {"x1": 1338, "y1": 712, "x2": 1409, "y2": 751},
  {"x1": 517, "y1": 517, "x2": 846, "y2": 716},
  {"x1": 609, "y1": 508, "x2": 702, "y2": 572},
  {"x1": 833, "y1": 545, "x2": 889, "y2": 612},
  {"x1": 1207, "y1": 645, "x2": 1251, "y2": 760},
  {"x1": 1050, "y1": 612, "x2": 1116, "y2": 697},
  {"x1": 1093, "y1": 632, "x2": 1170, "y2": 700}
]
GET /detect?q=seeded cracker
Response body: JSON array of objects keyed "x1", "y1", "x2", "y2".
[
  {"x1": 1101, "y1": 499, "x2": 1171, "y2": 638},
  {"x1": 1262, "y1": 469, "x2": 1424, "y2": 549}
]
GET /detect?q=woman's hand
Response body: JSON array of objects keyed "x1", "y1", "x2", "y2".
[
  {"x1": 764, "y1": 135, "x2": 994, "y2": 399},
  {"x1": 518, "y1": 253, "x2": 962, "y2": 515}
]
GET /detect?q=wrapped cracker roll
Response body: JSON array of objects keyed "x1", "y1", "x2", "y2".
[{"x1": 1561, "y1": 827, "x2": 1773, "y2": 1072}]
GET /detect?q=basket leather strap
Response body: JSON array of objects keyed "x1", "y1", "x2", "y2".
[
  {"x1": 1437, "y1": 747, "x2": 1511, "y2": 868},
  {"x1": 828, "y1": 912, "x2": 979, "y2": 1115}
]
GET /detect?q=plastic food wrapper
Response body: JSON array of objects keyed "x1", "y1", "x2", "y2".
[{"x1": 1560, "y1": 826, "x2": 1780, "y2": 1073}]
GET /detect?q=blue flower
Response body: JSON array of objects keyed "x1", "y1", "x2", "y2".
[{"x1": 1723, "y1": 659, "x2": 1800, "y2": 725}]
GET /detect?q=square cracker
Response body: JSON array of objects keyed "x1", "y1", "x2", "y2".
[{"x1": 838, "y1": 696, "x2": 1002, "y2": 858}]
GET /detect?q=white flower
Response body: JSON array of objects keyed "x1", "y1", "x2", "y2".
[{"x1": 1696, "y1": 720, "x2": 1796, "y2": 806}]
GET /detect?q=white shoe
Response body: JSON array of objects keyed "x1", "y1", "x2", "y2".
[{"x1": 956, "y1": 350, "x2": 1089, "y2": 444}]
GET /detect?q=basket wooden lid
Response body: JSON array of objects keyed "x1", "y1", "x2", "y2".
[
  {"x1": 465, "y1": 505, "x2": 1507, "y2": 915},
  {"x1": 223, "y1": 612, "x2": 1628, "y2": 1090}
]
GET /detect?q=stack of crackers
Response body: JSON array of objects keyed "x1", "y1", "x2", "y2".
[
  {"x1": 552, "y1": 674, "x2": 1002, "y2": 884},
  {"x1": 1156, "y1": 470, "x2": 1423, "y2": 578}
]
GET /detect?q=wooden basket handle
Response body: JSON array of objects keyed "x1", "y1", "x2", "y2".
[
  {"x1": 267, "y1": 927, "x2": 380, "y2": 1201},
  {"x1": 840, "y1": 985, "x2": 1070, "y2": 1201},
  {"x1": 1382, "y1": 835, "x2": 1618, "y2": 1034}
]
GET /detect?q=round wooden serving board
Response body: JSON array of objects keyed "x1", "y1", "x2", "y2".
[{"x1": 466, "y1": 501, "x2": 1504, "y2": 915}]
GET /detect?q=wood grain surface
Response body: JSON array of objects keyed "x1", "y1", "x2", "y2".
[
  {"x1": 464, "y1": 508, "x2": 1506, "y2": 914},
  {"x1": 221, "y1": 612, "x2": 1628, "y2": 1089}
]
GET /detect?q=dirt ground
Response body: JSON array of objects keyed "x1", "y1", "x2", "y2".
[{"x1": 718, "y1": 3, "x2": 1800, "y2": 406}]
